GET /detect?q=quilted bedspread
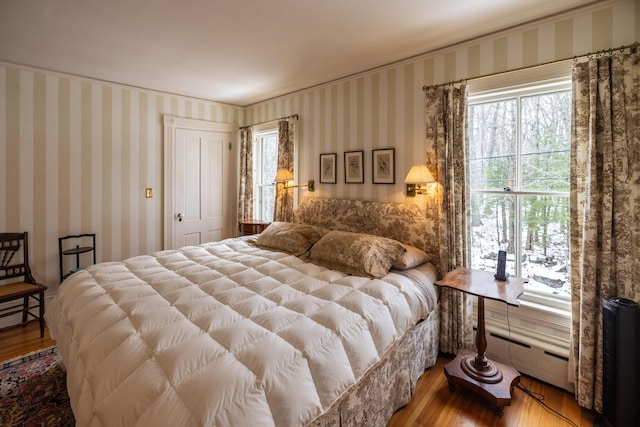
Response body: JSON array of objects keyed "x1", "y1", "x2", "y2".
[{"x1": 46, "y1": 237, "x2": 437, "y2": 427}]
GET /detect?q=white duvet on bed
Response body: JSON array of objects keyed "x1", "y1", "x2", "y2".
[{"x1": 46, "y1": 237, "x2": 437, "y2": 427}]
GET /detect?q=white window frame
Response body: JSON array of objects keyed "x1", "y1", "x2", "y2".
[
  {"x1": 468, "y1": 78, "x2": 572, "y2": 313},
  {"x1": 252, "y1": 128, "x2": 278, "y2": 222}
]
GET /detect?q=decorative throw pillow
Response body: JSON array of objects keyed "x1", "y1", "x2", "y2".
[
  {"x1": 392, "y1": 244, "x2": 431, "y2": 270},
  {"x1": 308, "y1": 230, "x2": 406, "y2": 278},
  {"x1": 256, "y1": 222, "x2": 328, "y2": 255}
]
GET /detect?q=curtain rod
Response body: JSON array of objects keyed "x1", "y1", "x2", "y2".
[
  {"x1": 422, "y1": 41, "x2": 638, "y2": 91},
  {"x1": 239, "y1": 114, "x2": 299, "y2": 130}
]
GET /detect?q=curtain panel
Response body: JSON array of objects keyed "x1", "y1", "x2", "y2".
[
  {"x1": 425, "y1": 84, "x2": 474, "y2": 354},
  {"x1": 570, "y1": 48, "x2": 640, "y2": 411},
  {"x1": 274, "y1": 119, "x2": 295, "y2": 222},
  {"x1": 238, "y1": 127, "x2": 253, "y2": 222}
]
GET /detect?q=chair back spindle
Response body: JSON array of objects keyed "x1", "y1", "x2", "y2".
[{"x1": 0, "y1": 233, "x2": 34, "y2": 284}]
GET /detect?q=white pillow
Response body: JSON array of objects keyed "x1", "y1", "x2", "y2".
[{"x1": 392, "y1": 244, "x2": 431, "y2": 270}]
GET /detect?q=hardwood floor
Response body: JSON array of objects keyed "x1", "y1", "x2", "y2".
[
  {"x1": 0, "y1": 320, "x2": 56, "y2": 362},
  {"x1": 1, "y1": 322, "x2": 597, "y2": 426},
  {"x1": 389, "y1": 354, "x2": 597, "y2": 427}
]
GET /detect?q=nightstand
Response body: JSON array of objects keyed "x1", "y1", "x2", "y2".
[
  {"x1": 435, "y1": 266, "x2": 526, "y2": 414},
  {"x1": 238, "y1": 219, "x2": 271, "y2": 236}
]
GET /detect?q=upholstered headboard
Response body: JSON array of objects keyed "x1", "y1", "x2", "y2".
[{"x1": 293, "y1": 197, "x2": 430, "y2": 253}]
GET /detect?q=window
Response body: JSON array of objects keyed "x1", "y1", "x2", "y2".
[
  {"x1": 253, "y1": 130, "x2": 278, "y2": 222},
  {"x1": 468, "y1": 79, "x2": 571, "y2": 307}
]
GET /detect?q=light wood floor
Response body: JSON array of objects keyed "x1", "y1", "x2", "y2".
[
  {"x1": 2, "y1": 321, "x2": 597, "y2": 426},
  {"x1": 0, "y1": 320, "x2": 56, "y2": 362},
  {"x1": 389, "y1": 355, "x2": 597, "y2": 427}
]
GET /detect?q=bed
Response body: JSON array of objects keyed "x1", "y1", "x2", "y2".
[{"x1": 45, "y1": 197, "x2": 440, "y2": 427}]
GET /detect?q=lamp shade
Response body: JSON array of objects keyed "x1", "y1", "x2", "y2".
[
  {"x1": 404, "y1": 165, "x2": 435, "y2": 184},
  {"x1": 273, "y1": 168, "x2": 294, "y2": 183}
]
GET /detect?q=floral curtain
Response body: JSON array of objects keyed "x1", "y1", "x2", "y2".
[
  {"x1": 237, "y1": 127, "x2": 253, "y2": 222},
  {"x1": 273, "y1": 118, "x2": 295, "y2": 222},
  {"x1": 570, "y1": 48, "x2": 640, "y2": 411},
  {"x1": 425, "y1": 84, "x2": 474, "y2": 354}
]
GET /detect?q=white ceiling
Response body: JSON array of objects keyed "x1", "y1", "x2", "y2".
[{"x1": 0, "y1": 0, "x2": 596, "y2": 106}]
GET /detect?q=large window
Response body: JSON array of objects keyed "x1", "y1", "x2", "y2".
[
  {"x1": 468, "y1": 80, "x2": 571, "y2": 305},
  {"x1": 252, "y1": 130, "x2": 278, "y2": 222}
]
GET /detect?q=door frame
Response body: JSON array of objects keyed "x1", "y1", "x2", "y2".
[{"x1": 163, "y1": 115, "x2": 236, "y2": 249}]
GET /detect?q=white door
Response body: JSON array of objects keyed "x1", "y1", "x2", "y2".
[
  {"x1": 163, "y1": 116, "x2": 236, "y2": 250},
  {"x1": 173, "y1": 128, "x2": 229, "y2": 248}
]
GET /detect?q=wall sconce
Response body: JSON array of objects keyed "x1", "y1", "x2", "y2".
[
  {"x1": 273, "y1": 168, "x2": 315, "y2": 192},
  {"x1": 404, "y1": 165, "x2": 435, "y2": 197}
]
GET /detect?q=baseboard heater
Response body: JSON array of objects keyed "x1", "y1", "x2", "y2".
[
  {"x1": 489, "y1": 332, "x2": 530, "y2": 348},
  {"x1": 488, "y1": 332, "x2": 569, "y2": 361},
  {"x1": 470, "y1": 326, "x2": 571, "y2": 360},
  {"x1": 474, "y1": 326, "x2": 572, "y2": 390}
]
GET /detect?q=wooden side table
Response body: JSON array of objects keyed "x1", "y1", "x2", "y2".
[
  {"x1": 238, "y1": 219, "x2": 271, "y2": 236},
  {"x1": 435, "y1": 267, "x2": 526, "y2": 413}
]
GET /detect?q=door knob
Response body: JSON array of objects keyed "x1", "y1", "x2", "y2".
[{"x1": 177, "y1": 213, "x2": 183, "y2": 222}]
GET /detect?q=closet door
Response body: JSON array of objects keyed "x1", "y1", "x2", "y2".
[
  {"x1": 163, "y1": 116, "x2": 235, "y2": 250},
  {"x1": 173, "y1": 128, "x2": 228, "y2": 247}
]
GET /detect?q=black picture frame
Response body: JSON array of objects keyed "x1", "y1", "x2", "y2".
[
  {"x1": 372, "y1": 148, "x2": 395, "y2": 184},
  {"x1": 344, "y1": 150, "x2": 364, "y2": 184}
]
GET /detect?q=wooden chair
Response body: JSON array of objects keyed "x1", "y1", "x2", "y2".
[{"x1": 0, "y1": 232, "x2": 47, "y2": 337}]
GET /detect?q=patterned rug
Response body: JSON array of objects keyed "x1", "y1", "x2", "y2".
[{"x1": 0, "y1": 346, "x2": 75, "y2": 426}]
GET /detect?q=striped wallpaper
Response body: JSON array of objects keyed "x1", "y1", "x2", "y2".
[
  {"x1": 0, "y1": 0, "x2": 638, "y2": 296},
  {"x1": 246, "y1": 0, "x2": 639, "y2": 205},
  {"x1": 0, "y1": 69, "x2": 242, "y2": 293}
]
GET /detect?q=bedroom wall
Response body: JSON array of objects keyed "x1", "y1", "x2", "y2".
[
  {"x1": 242, "y1": 0, "x2": 638, "y2": 390},
  {"x1": 0, "y1": 0, "x2": 637, "y2": 300},
  {"x1": 245, "y1": 0, "x2": 638, "y2": 206},
  {"x1": 0, "y1": 67, "x2": 243, "y2": 294}
]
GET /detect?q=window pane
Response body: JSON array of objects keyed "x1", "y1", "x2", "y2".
[
  {"x1": 469, "y1": 82, "x2": 571, "y2": 304},
  {"x1": 253, "y1": 132, "x2": 278, "y2": 222},
  {"x1": 521, "y1": 91, "x2": 571, "y2": 191},
  {"x1": 521, "y1": 195, "x2": 570, "y2": 296},
  {"x1": 259, "y1": 186, "x2": 274, "y2": 222},
  {"x1": 468, "y1": 99, "x2": 517, "y2": 190},
  {"x1": 259, "y1": 134, "x2": 278, "y2": 186},
  {"x1": 470, "y1": 193, "x2": 517, "y2": 277}
]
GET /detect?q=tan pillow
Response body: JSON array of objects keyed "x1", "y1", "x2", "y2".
[
  {"x1": 308, "y1": 230, "x2": 406, "y2": 278},
  {"x1": 256, "y1": 222, "x2": 328, "y2": 255},
  {"x1": 392, "y1": 244, "x2": 431, "y2": 270}
]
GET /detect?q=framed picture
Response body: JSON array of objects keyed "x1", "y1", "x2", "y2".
[
  {"x1": 372, "y1": 148, "x2": 395, "y2": 184},
  {"x1": 319, "y1": 153, "x2": 337, "y2": 184},
  {"x1": 344, "y1": 150, "x2": 364, "y2": 183}
]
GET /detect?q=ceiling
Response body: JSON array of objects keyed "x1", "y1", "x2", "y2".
[{"x1": 0, "y1": 0, "x2": 597, "y2": 106}]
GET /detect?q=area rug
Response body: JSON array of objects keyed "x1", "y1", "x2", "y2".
[{"x1": 0, "y1": 346, "x2": 74, "y2": 426}]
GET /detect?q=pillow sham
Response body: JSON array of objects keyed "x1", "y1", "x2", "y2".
[
  {"x1": 255, "y1": 221, "x2": 328, "y2": 255},
  {"x1": 392, "y1": 244, "x2": 431, "y2": 270},
  {"x1": 308, "y1": 230, "x2": 405, "y2": 278}
]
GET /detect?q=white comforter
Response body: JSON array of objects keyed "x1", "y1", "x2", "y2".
[{"x1": 46, "y1": 237, "x2": 437, "y2": 427}]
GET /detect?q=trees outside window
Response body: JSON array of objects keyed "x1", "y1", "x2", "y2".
[{"x1": 468, "y1": 81, "x2": 571, "y2": 302}]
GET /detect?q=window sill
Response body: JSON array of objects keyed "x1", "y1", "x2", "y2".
[{"x1": 519, "y1": 290, "x2": 571, "y2": 313}]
